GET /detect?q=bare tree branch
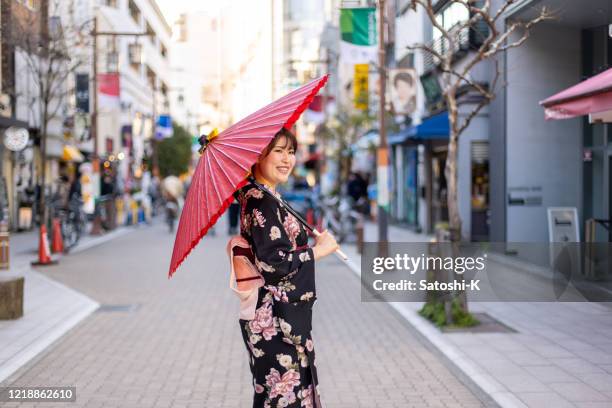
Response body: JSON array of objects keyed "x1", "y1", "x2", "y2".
[
  {"x1": 406, "y1": 42, "x2": 444, "y2": 64},
  {"x1": 492, "y1": 0, "x2": 519, "y2": 23},
  {"x1": 483, "y1": 8, "x2": 552, "y2": 58},
  {"x1": 441, "y1": 68, "x2": 492, "y2": 98},
  {"x1": 455, "y1": 63, "x2": 500, "y2": 136}
]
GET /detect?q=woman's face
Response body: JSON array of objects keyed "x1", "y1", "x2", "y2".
[{"x1": 256, "y1": 136, "x2": 296, "y2": 187}]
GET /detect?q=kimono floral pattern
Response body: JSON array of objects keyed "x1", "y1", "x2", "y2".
[{"x1": 236, "y1": 182, "x2": 321, "y2": 408}]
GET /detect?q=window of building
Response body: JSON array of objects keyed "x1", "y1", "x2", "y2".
[
  {"x1": 128, "y1": 43, "x2": 142, "y2": 71},
  {"x1": 470, "y1": 141, "x2": 489, "y2": 241},
  {"x1": 433, "y1": 2, "x2": 469, "y2": 39},
  {"x1": 103, "y1": 0, "x2": 118, "y2": 7},
  {"x1": 432, "y1": 2, "x2": 471, "y2": 59},
  {"x1": 160, "y1": 43, "x2": 168, "y2": 58},
  {"x1": 146, "y1": 21, "x2": 157, "y2": 46},
  {"x1": 146, "y1": 66, "x2": 156, "y2": 90},
  {"x1": 129, "y1": 0, "x2": 141, "y2": 25}
]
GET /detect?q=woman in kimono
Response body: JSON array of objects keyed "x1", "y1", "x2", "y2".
[{"x1": 236, "y1": 128, "x2": 338, "y2": 408}]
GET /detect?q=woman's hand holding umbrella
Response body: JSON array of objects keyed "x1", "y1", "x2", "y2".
[{"x1": 312, "y1": 230, "x2": 340, "y2": 261}]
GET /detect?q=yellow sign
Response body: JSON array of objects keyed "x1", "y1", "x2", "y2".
[{"x1": 354, "y1": 64, "x2": 369, "y2": 110}]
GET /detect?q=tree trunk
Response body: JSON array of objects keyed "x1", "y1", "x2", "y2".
[
  {"x1": 445, "y1": 96, "x2": 462, "y2": 241},
  {"x1": 444, "y1": 93, "x2": 468, "y2": 314}
]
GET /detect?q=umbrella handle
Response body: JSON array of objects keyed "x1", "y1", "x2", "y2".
[{"x1": 311, "y1": 229, "x2": 349, "y2": 261}]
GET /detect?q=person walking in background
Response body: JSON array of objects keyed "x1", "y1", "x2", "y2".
[{"x1": 228, "y1": 198, "x2": 240, "y2": 235}]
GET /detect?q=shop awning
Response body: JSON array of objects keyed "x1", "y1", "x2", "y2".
[
  {"x1": 540, "y1": 67, "x2": 612, "y2": 120},
  {"x1": 62, "y1": 145, "x2": 84, "y2": 162},
  {"x1": 388, "y1": 112, "x2": 449, "y2": 145}
]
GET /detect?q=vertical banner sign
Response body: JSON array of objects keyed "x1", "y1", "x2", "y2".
[
  {"x1": 377, "y1": 147, "x2": 390, "y2": 211},
  {"x1": 354, "y1": 64, "x2": 369, "y2": 111},
  {"x1": 75, "y1": 73, "x2": 90, "y2": 113},
  {"x1": 98, "y1": 73, "x2": 120, "y2": 109},
  {"x1": 340, "y1": 8, "x2": 377, "y2": 64}
]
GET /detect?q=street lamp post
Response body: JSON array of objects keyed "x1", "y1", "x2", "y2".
[
  {"x1": 377, "y1": 0, "x2": 389, "y2": 256},
  {"x1": 89, "y1": 15, "x2": 152, "y2": 234},
  {"x1": 91, "y1": 22, "x2": 151, "y2": 165}
]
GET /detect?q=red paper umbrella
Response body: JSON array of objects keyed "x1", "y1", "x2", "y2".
[{"x1": 168, "y1": 75, "x2": 329, "y2": 277}]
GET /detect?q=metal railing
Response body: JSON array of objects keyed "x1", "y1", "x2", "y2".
[{"x1": 422, "y1": 24, "x2": 489, "y2": 72}]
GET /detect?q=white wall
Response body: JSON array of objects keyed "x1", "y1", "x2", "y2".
[{"x1": 506, "y1": 22, "x2": 582, "y2": 242}]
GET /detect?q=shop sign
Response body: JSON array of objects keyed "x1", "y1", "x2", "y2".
[{"x1": 3, "y1": 127, "x2": 29, "y2": 152}]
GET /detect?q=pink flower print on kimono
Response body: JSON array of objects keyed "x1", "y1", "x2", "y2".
[
  {"x1": 252, "y1": 209, "x2": 266, "y2": 228},
  {"x1": 282, "y1": 212, "x2": 301, "y2": 250},
  {"x1": 298, "y1": 385, "x2": 315, "y2": 408},
  {"x1": 265, "y1": 367, "x2": 301, "y2": 401},
  {"x1": 245, "y1": 188, "x2": 264, "y2": 200},
  {"x1": 266, "y1": 284, "x2": 290, "y2": 302},
  {"x1": 249, "y1": 302, "x2": 278, "y2": 341}
]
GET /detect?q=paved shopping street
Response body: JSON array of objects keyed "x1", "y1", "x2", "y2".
[{"x1": 0, "y1": 219, "x2": 490, "y2": 408}]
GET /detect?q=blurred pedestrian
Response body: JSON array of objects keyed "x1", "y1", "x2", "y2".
[
  {"x1": 227, "y1": 198, "x2": 239, "y2": 235},
  {"x1": 346, "y1": 172, "x2": 368, "y2": 202}
]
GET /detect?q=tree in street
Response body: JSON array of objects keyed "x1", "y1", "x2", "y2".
[
  {"x1": 407, "y1": 0, "x2": 551, "y2": 320},
  {"x1": 157, "y1": 124, "x2": 193, "y2": 178},
  {"x1": 2, "y1": 0, "x2": 91, "y2": 225}
]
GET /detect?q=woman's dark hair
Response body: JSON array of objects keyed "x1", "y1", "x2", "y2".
[
  {"x1": 251, "y1": 128, "x2": 299, "y2": 176},
  {"x1": 394, "y1": 71, "x2": 414, "y2": 87},
  {"x1": 259, "y1": 128, "x2": 298, "y2": 158}
]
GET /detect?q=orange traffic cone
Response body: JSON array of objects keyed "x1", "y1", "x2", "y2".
[
  {"x1": 31, "y1": 225, "x2": 58, "y2": 266},
  {"x1": 51, "y1": 218, "x2": 64, "y2": 253}
]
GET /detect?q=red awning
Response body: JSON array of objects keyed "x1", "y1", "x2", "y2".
[{"x1": 540, "y1": 68, "x2": 612, "y2": 120}]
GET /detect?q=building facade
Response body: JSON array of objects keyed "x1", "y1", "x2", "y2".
[
  {"x1": 489, "y1": 0, "x2": 611, "y2": 245},
  {"x1": 170, "y1": 1, "x2": 279, "y2": 138},
  {"x1": 390, "y1": 0, "x2": 491, "y2": 241},
  {"x1": 93, "y1": 0, "x2": 171, "y2": 190}
]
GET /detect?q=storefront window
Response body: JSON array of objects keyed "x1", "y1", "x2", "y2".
[{"x1": 471, "y1": 141, "x2": 489, "y2": 241}]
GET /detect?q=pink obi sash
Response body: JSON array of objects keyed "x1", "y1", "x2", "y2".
[{"x1": 226, "y1": 236, "x2": 264, "y2": 320}]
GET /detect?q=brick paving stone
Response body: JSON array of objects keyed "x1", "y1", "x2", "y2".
[{"x1": 0, "y1": 221, "x2": 489, "y2": 407}]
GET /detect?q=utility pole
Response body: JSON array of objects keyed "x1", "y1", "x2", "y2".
[
  {"x1": 91, "y1": 24, "x2": 151, "y2": 164},
  {"x1": 92, "y1": 15, "x2": 98, "y2": 165},
  {"x1": 89, "y1": 15, "x2": 152, "y2": 233},
  {"x1": 377, "y1": 0, "x2": 388, "y2": 256}
]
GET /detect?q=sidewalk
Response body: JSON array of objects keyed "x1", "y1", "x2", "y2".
[
  {"x1": 0, "y1": 225, "x2": 139, "y2": 384},
  {"x1": 342, "y1": 221, "x2": 612, "y2": 408},
  {"x1": 0, "y1": 216, "x2": 493, "y2": 407}
]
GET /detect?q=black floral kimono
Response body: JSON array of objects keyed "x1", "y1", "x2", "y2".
[{"x1": 236, "y1": 181, "x2": 322, "y2": 408}]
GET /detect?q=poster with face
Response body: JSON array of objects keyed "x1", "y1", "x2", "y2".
[{"x1": 390, "y1": 69, "x2": 417, "y2": 115}]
